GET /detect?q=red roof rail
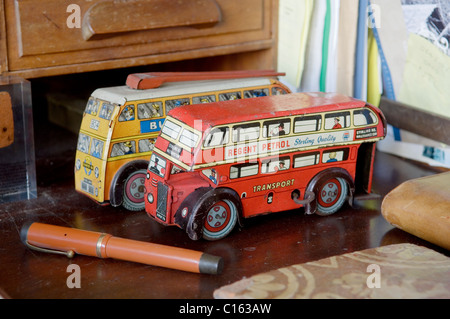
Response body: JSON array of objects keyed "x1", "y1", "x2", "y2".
[{"x1": 126, "y1": 70, "x2": 286, "y2": 90}]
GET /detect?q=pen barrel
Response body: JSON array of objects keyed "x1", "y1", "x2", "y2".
[{"x1": 104, "y1": 237, "x2": 221, "y2": 274}]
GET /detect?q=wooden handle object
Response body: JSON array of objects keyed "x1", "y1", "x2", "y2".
[
  {"x1": 0, "y1": 92, "x2": 14, "y2": 148},
  {"x1": 381, "y1": 172, "x2": 450, "y2": 250},
  {"x1": 82, "y1": 0, "x2": 221, "y2": 40}
]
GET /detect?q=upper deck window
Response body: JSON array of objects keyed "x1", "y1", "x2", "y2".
[
  {"x1": 353, "y1": 108, "x2": 377, "y2": 126},
  {"x1": 161, "y1": 119, "x2": 182, "y2": 140},
  {"x1": 99, "y1": 102, "x2": 114, "y2": 120},
  {"x1": 165, "y1": 98, "x2": 190, "y2": 115},
  {"x1": 118, "y1": 104, "x2": 136, "y2": 122},
  {"x1": 271, "y1": 87, "x2": 288, "y2": 95},
  {"x1": 192, "y1": 95, "x2": 216, "y2": 104},
  {"x1": 294, "y1": 115, "x2": 322, "y2": 134},
  {"x1": 263, "y1": 119, "x2": 291, "y2": 137},
  {"x1": 244, "y1": 88, "x2": 268, "y2": 98},
  {"x1": 324, "y1": 112, "x2": 351, "y2": 130},
  {"x1": 85, "y1": 97, "x2": 100, "y2": 116},
  {"x1": 203, "y1": 127, "x2": 229, "y2": 148},
  {"x1": 219, "y1": 92, "x2": 241, "y2": 101},
  {"x1": 179, "y1": 129, "x2": 200, "y2": 148},
  {"x1": 232, "y1": 123, "x2": 260, "y2": 143},
  {"x1": 138, "y1": 102, "x2": 162, "y2": 119}
]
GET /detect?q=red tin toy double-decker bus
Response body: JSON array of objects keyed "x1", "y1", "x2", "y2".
[{"x1": 145, "y1": 92, "x2": 387, "y2": 240}]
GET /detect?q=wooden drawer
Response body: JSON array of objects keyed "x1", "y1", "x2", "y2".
[{"x1": 2, "y1": 0, "x2": 277, "y2": 78}]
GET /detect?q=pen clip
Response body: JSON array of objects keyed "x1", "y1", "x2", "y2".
[{"x1": 25, "y1": 240, "x2": 75, "y2": 259}]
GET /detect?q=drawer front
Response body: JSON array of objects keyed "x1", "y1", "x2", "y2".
[{"x1": 5, "y1": 0, "x2": 275, "y2": 76}]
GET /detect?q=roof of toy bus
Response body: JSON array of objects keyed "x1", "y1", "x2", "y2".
[
  {"x1": 167, "y1": 92, "x2": 369, "y2": 130},
  {"x1": 90, "y1": 77, "x2": 277, "y2": 106}
]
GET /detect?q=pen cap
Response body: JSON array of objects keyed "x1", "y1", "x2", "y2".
[
  {"x1": 21, "y1": 222, "x2": 110, "y2": 257},
  {"x1": 199, "y1": 253, "x2": 224, "y2": 275}
]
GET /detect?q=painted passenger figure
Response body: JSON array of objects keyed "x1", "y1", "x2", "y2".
[
  {"x1": 209, "y1": 169, "x2": 218, "y2": 184},
  {"x1": 122, "y1": 105, "x2": 135, "y2": 121},
  {"x1": 123, "y1": 141, "x2": 134, "y2": 154},
  {"x1": 272, "y1": 123, "x2": 286, "y2": 136},
  {"x1": 278, "y1": 161, "x2": 287, "y2": 170},
  {"x1": 327, "y1": 152, "x2": 338, "y2": 162},
  {"x1": 332, "y1": 117, "x2": 342, "y2": 129},
  {"x1": 149, "y1": 158, "x2": 160, "y2": 174}
]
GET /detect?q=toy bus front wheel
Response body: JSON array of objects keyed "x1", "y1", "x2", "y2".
[{"x1": 203, "y1": 199, "x2": 238, "y2": 241}]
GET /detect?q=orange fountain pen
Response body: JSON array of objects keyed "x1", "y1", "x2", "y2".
[{"x1": 21, "y1": 222, "x2": 223, "y2": 275}]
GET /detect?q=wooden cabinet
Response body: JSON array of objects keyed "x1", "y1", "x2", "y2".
[{"x1": 1, "y1": 0, "x2": 278, "y2": 78}]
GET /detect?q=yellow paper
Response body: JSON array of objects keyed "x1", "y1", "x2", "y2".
[{"x1": 399, "y1": 34, "x2": 450, "y2": 119}]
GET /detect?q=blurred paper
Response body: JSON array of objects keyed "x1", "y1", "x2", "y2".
[
  {"x1": 399, "y1": 33, "x2": 450, "y2": 119},
  {"x1": 277, "y1": 0, "x2": 313, "y2": 87},
  {"x1": 323, "y1": 0, "x2": 340, "y2": 92},
  {"x1": 335, "y1": 0, "x2": 358, "y2": 97},
  {"x1": 354, "y1": 0, "x2": 368, "y2": 100},
  {"x1": 377, "y1": 125, "x2": 450, "y2": 169},
  {"x1": 371, "y1": 0, "x2": 408, "y2": 98},
  {"x1": 300, "y1": 0, "x2": 327, "y2": 92}
]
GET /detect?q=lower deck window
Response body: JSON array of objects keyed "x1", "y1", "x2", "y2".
[
  {"x1": 230, "y1": 163, "x2": 258, "y2": 179},
  {"x1": 322, "y1": 148, "x2": 349, "y2": 163}
]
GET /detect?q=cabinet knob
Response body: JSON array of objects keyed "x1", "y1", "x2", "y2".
[{"x1": 82, "y1": 0, "x2": 222, "y2": 40}]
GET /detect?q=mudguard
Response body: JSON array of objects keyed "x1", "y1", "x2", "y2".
[{"x1": 175, "y1": 187, "x2": 242, "y2": 240}]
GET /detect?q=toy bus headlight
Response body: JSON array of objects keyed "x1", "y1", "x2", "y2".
[{"x1": 147, "y1": 192, "x2": 154, "y2": 204}]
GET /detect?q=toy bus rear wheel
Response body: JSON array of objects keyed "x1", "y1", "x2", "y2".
[
  {"x1": 316, "y1": 177, "x2": 348, "y2": 216},
  {"x1": 202, "y1": 196, "x2": 239, "y2": 241},
  {"x1": 122, "y1": 169, "x2": 147, "y2": 211}
]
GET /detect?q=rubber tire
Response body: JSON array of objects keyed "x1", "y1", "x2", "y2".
[{"x1": 122, "y1": 169, "x2": 147, "y2": 211}]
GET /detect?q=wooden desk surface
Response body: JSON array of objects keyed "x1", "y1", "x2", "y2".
[{"x1": 0, "y1": 123, "x2": 447, "y2": 299}]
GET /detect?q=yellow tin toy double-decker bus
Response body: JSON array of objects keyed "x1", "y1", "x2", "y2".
[{"x1": 74, "y1": 71, "x2": 290, "y2": 211}]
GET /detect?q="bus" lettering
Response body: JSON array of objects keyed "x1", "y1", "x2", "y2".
[
  {"x1": 253, "y1": 179, "x2": 295, "y2": 193},
  {"x1": 141, "y1": 119, "x2": 165, "y2": 133}
]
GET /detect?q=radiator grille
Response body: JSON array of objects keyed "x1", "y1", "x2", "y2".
[{"x1": 156, "y1": 182, "x2": 169, "y2": 222}]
